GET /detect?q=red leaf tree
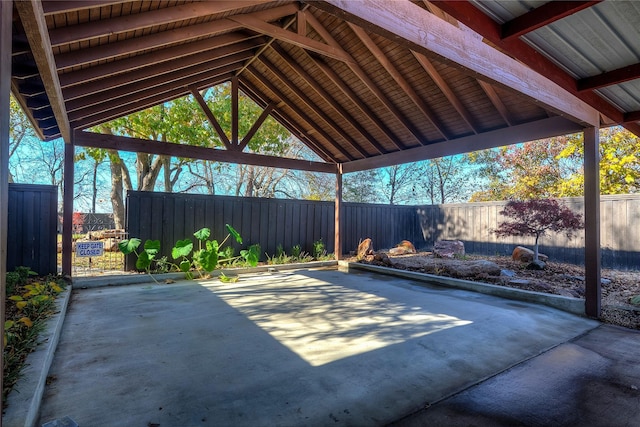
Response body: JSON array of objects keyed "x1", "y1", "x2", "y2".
[{"x1": 494, "y1": 199, "x2": 584, "y2": 262}]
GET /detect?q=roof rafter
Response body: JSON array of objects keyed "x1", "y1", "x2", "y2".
[
  {"x1": 578, "y1": 62, "x2": 640, "y2": 92},
  {"x1": 245, "y1": 66, "x2": 355, "y2": 161},
  {"x1": 302, "y1": 10, "x2": 427, "y2": 146},
  {"x1": 48, "y1": 0, "x2": 270, "y2": 47},
  {"x1": 66, "y1": 58, "x2": 245, "y2": 112},
  {"x1": 15, "y1": 0, "x2": 70, "y2": 142},
  {"x1": 42, "y1": 1, "x2": 124, "y2": 15},
  {"x1": 271, "y1": 44, "x2": 388, "y2": 155},
  {"x1": 74, "y1": 130, "x2": 337, "y2": 174},
  {"x1": 318, "y1": 0, "x2": 599, "y2": 127},
  {"x1": 239, "y1": 79, "x2": 335, "y2": 163},
  {"x1": 411, "y1": 51, "x2": 479, "y2": 134},
  {"x1": 348, "y1": 23, "x2": 450, "y2": 140},
  {"x1": 304, "y1": 51, "x2": 406, "y2": 151},
  {"x1": 501, "y1": 1, "x2": 601, "y2": 40},
  {"x1": 477, "y1": 80, "x2": 514, "y2": 126},
  {"x1": 256, "y1": 56, "x2": 369, "y2": 158},
  {"x1": 59, "y1": 33, "x2": 261, "y2": 90},
  {"x1": 54, "y1": 4, "x2": 298, "y2": 70},
  {"x1": 228, "y1": 13, "x2": 355, "y2": 64},
  {"x1": 70, "y1": 72, "x2": 235, "y2": 129}
]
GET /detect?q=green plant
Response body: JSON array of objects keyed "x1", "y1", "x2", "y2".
[
  {"x1": 291, "y1": 244, "x2": 302, "y2": 259},
  {"x1": 3, "y1": 272, "x2": 66, "y2": 404},
  {"x1": 275, "y1": 244, "x2": 285, "y2": 258},
  {"x1": 119, "y1": 225, "x2": 260, "y2": 280},
  {"x1": 629, "y1": 295, "x2": 640, "y2": 306}
]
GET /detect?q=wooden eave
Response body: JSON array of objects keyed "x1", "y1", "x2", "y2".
[{"x1": 9, "y1": 0, "x2": 637, "y2": 172}]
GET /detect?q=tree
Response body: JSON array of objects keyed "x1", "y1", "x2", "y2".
[
  {"x1": 494, "y1": 199, "x2": 584, "y2": 262},
  {"x1": 556, "y1": 127, "x2": 640, "y2": 196},
  {"x1": 343, "y1": 170, "x2": 381, "y2": 203},
  {"x1": 422, "y1": 156, "x2": 472, "y2": 204},
  {"x1": 380, "y1": 163, "x2": 423, "y2": 205},
  {"x1": 467, "y1": 138, "x2": 574, "y2": 202}
]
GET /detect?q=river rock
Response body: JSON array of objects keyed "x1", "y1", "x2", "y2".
[{"x1": 433, "y1": 240, "x2": 465, "y2": 259}]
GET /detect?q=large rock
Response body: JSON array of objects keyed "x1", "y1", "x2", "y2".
[
  {"x1": 512, "y1": 246, "x2": 548, "y2": 263},
  {"x1": 357, "y1": 238, "x2": 374, "y2": 260},
  {"x1": 433, "y1": 240, "x2": 465, "y2": 259},
  {"x1": 389, "y1": 240, "x2": 417, "y2": 255},
  {"x1": 446, "y1": 260, "x2": 502, "y2": 278}
]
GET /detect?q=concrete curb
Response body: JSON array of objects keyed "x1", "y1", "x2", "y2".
[
  {"x1": 341, "y1": 261, "x2": 586, "y2": 316},
  {"x1": 72, "y1": 261, "x2": 339, "y2": 289},
  {"x1": 3, "y1": 285, "x2": 72, "y2": 427}
]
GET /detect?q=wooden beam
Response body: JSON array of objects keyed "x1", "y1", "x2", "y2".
[
  {"x1": 303, "y1": 11, "x2": 426, "y2": 146},
  {"x1": 49, "y1": 1, "x2": 271, "y2": 46},
  {"x1": 42, "y1": 1, "x2": 123, "y2": 15},
  {"x1": 15, "y1": 0, "x2": 71, "y2": 142},
  {"x1": 238, "y1": 103, "x2": 275, "y2": 152},
  {"x1": 66, "y1": 60, "x2": 243, "y2": 112},
  {"x1": 334, "y1": 164, "x2": 343, "y2": 260},
  {"x1": 307, "y1": 53, "x2": 406, "y2": 150},
  {"x1": 271, "y1": 44, "x2": 388, "y2": 155},
  {"x1": 189, "y1": 86, "x2": 232, "y2": 149},
  {"x1": 244, "y1": 66, "x2": 356, "y2": 161},
  {"x1": 59, "y1": 33, "x2": 260, "y2": 89},
  {"x1": 348, "y1": 23, "x2": 450, "y2": 140},
  {"x1": 578, "y1": 62, "x2": 640, "y2": 92},
  {"x1": 54, "y1": 4, "x2": 298, "y2": 70},
  {"x1": 624, "y1": 110, "x2": 640, "y2": 123},
  {"x1": 74, "y1": 131, "x2": 338, "y2": 174},
  {"x1": 318, "y1": 0, "x2": 600, "y2": 127},
  {"x1": 297, "y1": 10, "x2": 307, "y2": 36},
  {"x1": 71, "y1": 74, "x2": 234, "y2": 130},
  {"x1": 502, "y1": 1, "x2": 601, "y2": 40},
  {"x1": 342, "y1": 116, "x2": 584, "y2": 173},
  {"x1": 583, "y1": 126, "x2": 601, "y2": 318},
  {"x1": 1, "y1": 0, "x2": 13, "y2": 404},
  {"x1": 428, "y1": 1, "x2": 622, "y2": 126},
  {"x1": 412, "y1": 51, "x2": 479, "y2": 133},
  {"x1": 232, "y1": 77, "x2": 239, "y2": 146},
  {"x1": 238, "y1": 80, "x2": 336, "y2": 163},
  {"x1": 62, "y1": 137, "x2": 75, "y2": 275},
  {"x1": 68, "y1": 63, "x2": 242, "y2": 122},
  {"x1": 255, "y1": 58, "x2": 369, "y2": 158},
  {"x1": 478, "y1": 80, "x2": 514, "y2": 126},
  {"x1": 228, "y1": 14, "x2": 355, "y2": 64}
]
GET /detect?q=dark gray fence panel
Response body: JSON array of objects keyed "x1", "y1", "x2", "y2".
[
  {"x1": 7, "y1": 184, "x2": 58, "y2": 275},
  {"x1": 126, "y1": 192, "x2": 640, "y2": 270}
]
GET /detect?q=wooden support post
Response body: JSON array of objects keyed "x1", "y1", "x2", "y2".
[
  {"x1": 231, "y1": 76, "x2": 239, "y2": 147},
  {"x1": 62, "y1": 138, "x2": 75, "y2": 276},
  {"x1": 1, "y1": 1, "x2": 13, "y2": 418},
  {"x1": 334, "y1": 164, "x2": 343, "y2": 260},
  {"x1": 584, "y1": 126, "x2": 601, "y2": 318}
]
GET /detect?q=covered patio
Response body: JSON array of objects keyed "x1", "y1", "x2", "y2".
[{"x1": 2, "y1": 1, "x2": 640, "y2": 424}]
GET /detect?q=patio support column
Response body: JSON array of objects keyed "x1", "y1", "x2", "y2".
[
  {"x1": 334, "y1": 164, "x2": 343, "y2": 260},
  {"x1": 62, "y1": 136, "x2": 75, "y2": 276},
  {"x1": 1, "y1": 0, "x2": 13, "y2": 416},
  {"x1": 584, "y1": 126, "x2": 601, "y2": 318}
]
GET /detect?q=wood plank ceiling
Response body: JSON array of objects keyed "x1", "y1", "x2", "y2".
[{"x1": 9, "y1": 0, "x2": 639, "y2": 173}]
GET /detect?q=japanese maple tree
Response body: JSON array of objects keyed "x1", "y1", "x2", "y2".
[{"x1": 494, "y1": 199, "x2": 584, "y2": 262}]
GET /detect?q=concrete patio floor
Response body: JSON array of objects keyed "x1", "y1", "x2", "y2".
[{"x1": 37, "y1": 267, "x2": 603, "y2": 426}]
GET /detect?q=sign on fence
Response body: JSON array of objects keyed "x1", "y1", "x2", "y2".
[{"x1": 76, "y1": 241, "x2": 104, "y2": 257}]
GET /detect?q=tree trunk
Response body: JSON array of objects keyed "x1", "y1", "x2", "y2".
[
  {"x1": 533, "y1": 234, "x2": 540, "y2": 261},
  {"x1": 91, "y1": 160, "x2": 98, "y2": 213},
  {"x1": 109, "y1": 154, "x2": 125, "y2": 229}
]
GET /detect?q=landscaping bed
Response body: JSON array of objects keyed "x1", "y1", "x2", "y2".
[{"x1": 355, "y1": 252, "x2": 640, "y2": 330}]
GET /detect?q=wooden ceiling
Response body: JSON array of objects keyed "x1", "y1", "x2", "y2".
[{"x1": 9, "y1": 0, "x2": 637, "y2": 173}]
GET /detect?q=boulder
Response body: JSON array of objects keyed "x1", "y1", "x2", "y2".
[
  {"x1": 433, "y1": 240, "x2": 465, "y2": 259},
  {"x1": 526, "y1": 260, "x2": 547, "y2": 270},
  {"x1": 357, "y1": 238, "x2": 374, "y2": 261},
  {"x1": 512, "y1": 246, "x2": 548, "y2": 263},
  {"x1": 389, "y1": 240, "x2": 417, "y2": 256},
  {"x1": 445, "y1": 260, "x2": 501, "y2": 278}
]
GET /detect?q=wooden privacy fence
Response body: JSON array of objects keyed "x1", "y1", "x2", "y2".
[
  {"x1": 7, "y1": 184, "x2": 58, "y2": 275},
  {"x1": 126, "y1": 191, "x2": 639, "y2": 270}
]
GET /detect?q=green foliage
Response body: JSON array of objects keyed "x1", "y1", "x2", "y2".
[
  {"x1": 629, "y1": 295, "x2": 640, "y2": 306},
  {"x1": 120, "y1": 225, "x2": 259, "y2": 280},
  {"x1": 313, "y1": 239, "x2": 327, "y2": 259},
  {"x1": 3, "y1": 270, "x2": 67, "y2": 404}
]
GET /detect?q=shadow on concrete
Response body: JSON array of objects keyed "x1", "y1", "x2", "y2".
[{"x1": 37, "y1": 267, "x2": 598, "y2": 426}]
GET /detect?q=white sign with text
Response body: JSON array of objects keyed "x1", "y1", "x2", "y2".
[{"x1": 76, "y1": 241, "x2": 104, "y2": 257}]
